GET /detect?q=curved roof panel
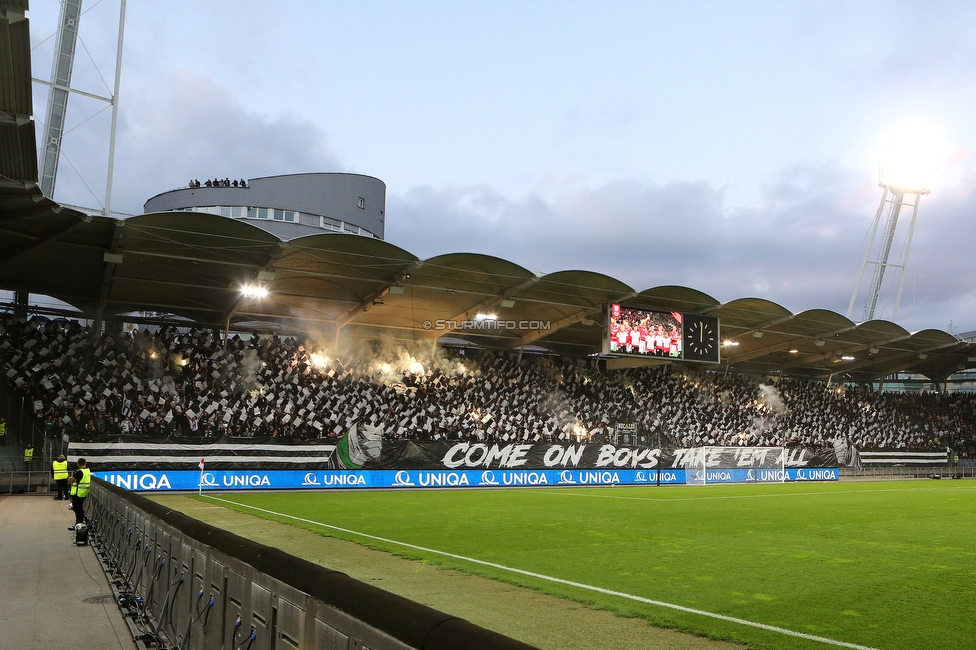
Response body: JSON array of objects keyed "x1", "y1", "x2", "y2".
[
  {"x1": 245, "y1": 233, "x2": 418, "y2": 330},
  {"x1": 713, "y1": 298, "x2": 792, "y2": 330},
  {"x1": 629, "y1": 286, "x2": 720, "y2": 314},
  {"x1": 347, "y1": 252, "x2": 535, "y2": 340},
  {"x1": 105, "y1": 213, "x2": 284, "y2": 323},
  {"x1": 524, "y1": 270, "x2": 633, "y2": 308}
]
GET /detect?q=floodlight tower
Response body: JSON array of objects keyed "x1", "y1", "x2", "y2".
[
  {"x1": 847, "y1": 135, "x2": 935, "y2": 323},
  {"x1": 35, "y1": 0, "x2": 127, "y2": 217}
]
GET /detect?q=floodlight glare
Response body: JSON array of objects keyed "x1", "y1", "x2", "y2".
[
  {"x1": 878, "y1": 123, "x2": 940, "y2": 194},
  {"x1": 475, "y1": 313, "x2": 497, "y2": 321},
  {"x1": 241, "y1": 285, "x2": 269, "y2": 299}
]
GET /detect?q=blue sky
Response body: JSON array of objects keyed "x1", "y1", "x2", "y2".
[{"x1": 26, "y1": 1, "x2": 976, "y2": 333}]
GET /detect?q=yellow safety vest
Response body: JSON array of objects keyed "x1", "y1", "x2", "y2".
[
  {"x1": 53, "y1": 460, "x2": 69, "y2": 480},
  {"x1": 24, "y1": 447, "x2": 33, "y2": 463},
  {"x1": 76, "y1": 467, "x2": 92, "y2": 498},
  {"x1": 0, "y1": 421, "x2": 6, "y2": 436}
]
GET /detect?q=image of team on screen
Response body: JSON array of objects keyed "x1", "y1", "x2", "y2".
[{"x1": 608, "y1": 305, "x2": 682, "y2": 357}]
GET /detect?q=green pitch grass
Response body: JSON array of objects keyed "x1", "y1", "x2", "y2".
[{"x1": 199, "y1": 481, "x2": 976, "y2": 650}]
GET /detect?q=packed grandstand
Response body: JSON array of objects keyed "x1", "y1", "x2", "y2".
[{"x1": 2, "y1": 314, "x2": 973, "y2": 460}]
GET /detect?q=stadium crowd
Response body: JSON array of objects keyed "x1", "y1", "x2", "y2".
[
  {"x1": 187, "y1": 178, "x2": 247, "y2": 188},
  {"x1": 0, "y1": 314, "x2": 974, "y2": 455}
]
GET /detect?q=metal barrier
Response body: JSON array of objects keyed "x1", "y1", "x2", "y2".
[
  {"x1": 86, "y1": 478, "x2": 538, "y2": 650},
  {"x1": 0, "y1": 470, "x2": 52, "y2": 494},
  {"x1": 840, "y1": 465, "x2": 975, "y2": 479}
]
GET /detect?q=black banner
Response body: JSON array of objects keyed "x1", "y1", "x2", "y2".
[{"x1": 69, "y1": 436, "x2": 842, "y2": 472}]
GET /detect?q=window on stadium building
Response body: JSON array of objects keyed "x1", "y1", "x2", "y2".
[
  {"x1": 246, "y1": 207, "x2": 296, "y2": 222},
  {"x1": 184, "y1": 205, "x2": 246, "y2": 218}
]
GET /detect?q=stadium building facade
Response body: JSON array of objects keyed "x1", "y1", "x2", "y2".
[{"x1": 143, "y1": 172, "x2": 386, "y2": 241}]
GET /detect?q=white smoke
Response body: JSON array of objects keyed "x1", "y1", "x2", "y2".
[{"x1": 757, "y1": 384, "x2": 787, "y2": 415}]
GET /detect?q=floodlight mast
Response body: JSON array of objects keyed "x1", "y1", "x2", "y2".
[
  {"x1": 846, "y1": 164, "x2": 930, "y2": 323},
  {"x1": 38, "y1": 0, "x2": 83, "y2": 198},
  {"x1": 36, "y1": 0, "x2": 127, "y2": 218}
]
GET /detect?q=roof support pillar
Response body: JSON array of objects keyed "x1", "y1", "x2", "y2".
[
  {"x1": 220, "y1": 242, "x2": 288, "y2": 327},
  {"x1": 13, "y1": 291, "x2": 28, "y2": 319},
  {"x1": 94, "y1": 219, "x2": 125, "y2": 332},
  {"x1": 93, "y1": 303, "x2": 103, "y2": 337}
]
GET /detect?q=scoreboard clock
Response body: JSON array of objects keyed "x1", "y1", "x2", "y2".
[
  {"x1": 605, "y1": 304, "x2": 721, "y2": 364},
  {"x1": 682, "y1": 314, "x2": 720, "y2": 363}
]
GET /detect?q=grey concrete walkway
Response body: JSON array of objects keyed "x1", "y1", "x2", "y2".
[{"x1": 0, "y1": 494, "x2": 133, "y2": 649}]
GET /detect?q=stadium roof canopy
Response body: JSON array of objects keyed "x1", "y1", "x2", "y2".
[{"x1": 2, "y1": 5, "x2": 974, "y2": 383}]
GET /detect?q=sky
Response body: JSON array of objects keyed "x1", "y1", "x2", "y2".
[{"x1": 25, "y1": 0, "x2": 976, "y2": 334}]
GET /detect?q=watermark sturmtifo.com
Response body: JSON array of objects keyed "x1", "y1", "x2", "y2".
[{"x1": 423, "y1": 320, "x2": 552, "y2": 331}]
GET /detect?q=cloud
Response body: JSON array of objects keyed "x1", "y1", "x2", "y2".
[
  {"x1": 111, "y1": 70, "x2": 344, "y2": 213},
  {"x1": 63, "y1": 65, "x2": 972, "y2": 334},
  {"x1": 388, "y1": 164, "x2": 976, "y2": 332}
]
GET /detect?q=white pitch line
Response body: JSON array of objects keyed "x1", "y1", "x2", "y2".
[{"x1": 204, "y1": 495, "x2": 881, "y2": 650}]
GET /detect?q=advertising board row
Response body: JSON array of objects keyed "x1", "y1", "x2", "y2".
[{"x1": 95, "y1": 466, "x2": 840, "y2": 492}]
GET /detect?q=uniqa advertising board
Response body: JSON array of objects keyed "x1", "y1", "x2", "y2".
[{"x1": 94, "y1": 467, "x2": 839, "y2": 491}]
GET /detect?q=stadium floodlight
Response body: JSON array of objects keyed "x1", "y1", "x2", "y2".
[
  {"x1": 849, "y1": 122, "x2": 943, "y2": 323},
  {"x1": 722, "y1": 340, "x2": 739, "y2": 347},
  {"x1": 789, "y1": 348, "x2": 799, "y2": 354},
  {"x1": 475, "y1": 313, "x2": 497, "y2": 321},
  {"x1": 841, "y1": 355, "x2": 855, "y2": 361},
  {"x1": 241, "y1": 285, "x2": 269, "y2": 299},
  {"x1": 878, "y1": 126, "x2": 939, "y2": 195}
]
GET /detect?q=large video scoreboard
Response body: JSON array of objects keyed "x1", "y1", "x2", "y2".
[{"x1": 604, "y1": 303, "x2": 720, "y2": 363}]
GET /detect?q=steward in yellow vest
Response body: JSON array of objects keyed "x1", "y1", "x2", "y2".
[
  {"x1": 23, "y1": 443, "x2": 33, "y2": 469},
  {"x1": 68, "y1": 459, "x2": 92, "y2": 527},
  {"x1": 53, "y1": 455, "x2": 70, "y2": 500}
]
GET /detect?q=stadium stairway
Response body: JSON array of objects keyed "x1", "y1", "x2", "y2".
[{"x1": 0, "y1": 494, "x2": 131, "y2": 650}]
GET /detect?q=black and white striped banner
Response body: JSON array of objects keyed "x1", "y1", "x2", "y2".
[
  {"x1": 857, "y1": 449, "x2": 950, "y2": 466},
  {"x1": 68, "y1": 439, "x2": 339, "y2": 470}
]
